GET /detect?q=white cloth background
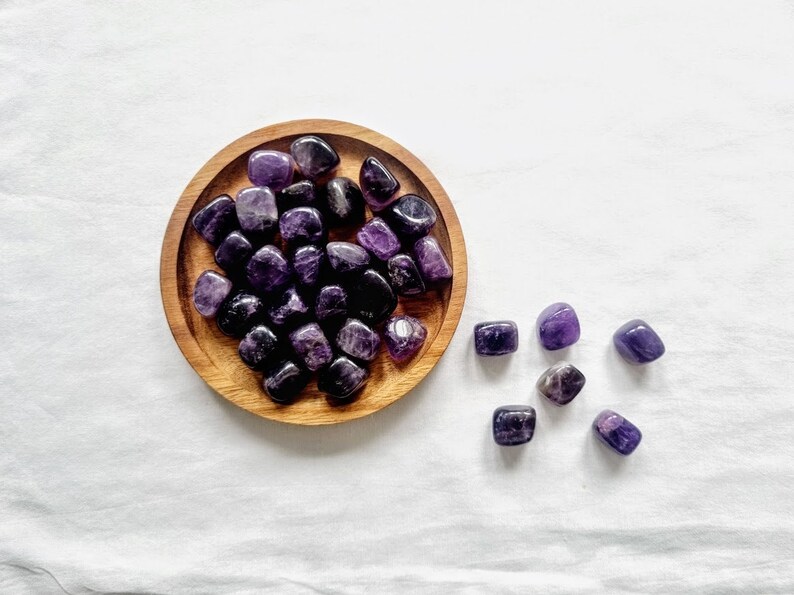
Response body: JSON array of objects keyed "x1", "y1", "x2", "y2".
[{"x1": 1, "y1": 1, "x2": 793, "y2": 592}]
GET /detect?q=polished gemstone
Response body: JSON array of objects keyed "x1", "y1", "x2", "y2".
[
  {"x1": 268, "y1": 286, "x2": 309, "y2": 326},
  {"x1": 383, "y1": 315, "x2": 427, "y2": 361},
  {"x1": 386, "y1": 254, "x2": 425, "y2": 297},
  {"x1": 613, "y1": 319, "x2": 665, "y2": 364},
  {"x1": 246, "y1": 245, "x2": 291, "y2": 294},
  {"x1": 336, "y1": 318, "x2": 380, "y2": 362},
  {"x1": 318, "y1": 356, "x2": 369, "y2": 400},
  {"x1": 537, "y1": 302, "x2": 580, "y2": 351},
  {"x1": 292, "y1": 245, "x2": 324, "y2": 287},
  {"x1": 348, "y1": 269, "x2": 397, "y2": 324},
  {"x1": 192, "y1": 194, "x2": 238, "y2": 246},
  {"x1": 214, "y1": 231, "x2": 253, "y2": 272},
  {"x1": 359, "y1": 156, "x2": 400, "y2": 210},
  {"x1": 388, "y1": 194, "x2": 437, "y2": 237},
  {"x1": 493, "y1": 406, "x2": 537, "y2": 446},
  {"x1": 289, "y1": 322, "x2": 333, "y2": 371},
  {"x1": 326, "y1": 241, "x2": 370, "y2": 275},
  {"x1": 277, "y1": 180, "x2": 318, "y2": 213},
  {"x1": 413, "y1": 236, "x2": 452, "y2": 283},
  {"x1": 474, "y1": 321, "x2": 518, "y2": 356},
  {"x1": 315, "y1": 285, "x2": 348, "y2": 321},
  {"x1": 290, "y1": 135, "x2": 339, "y2": 180},
  {"x1": 356, "y1": 217, "x2": 401, "y2": 261},
  {"x1": 247, "y1": 150, "x2": 294, "y2": 192},
  {"x1": 216, "y1": 292, "x2": 265, "y2": 337},
  {"x1": 279, "y1": 207, "x2": 324, "y2": 245},
  {"x1": 536, "y1": 362, "x2": 586, "y2": 406},
  {"x1": 192, "y1": 270, "x2": 232, "y2": 317},
  {"x1": 235, "y1": 187, "x2": 278, "y2": 241},
  {"x1": 592, "y1": 410, "x2": 642, "y2": 455},
  {"x1": 325, "y1": 177, "x2": 365, "y2": 225},
  {"x1": 238, "y1": 324, "x2": 279, "y2": 369},
  {"x1": 263, "y1": 360, "x2": 310, "y2": 404}
]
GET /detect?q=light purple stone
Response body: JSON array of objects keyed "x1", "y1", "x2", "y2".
[
  {"x1": 383, "y1": 315, "x2": 427, "y2": 361},
  {"x1": 592, "y1": 410, "x2": 642, "y2": 455},
  {"x1": 356, "y1": 217, "x2": 401, "y2": 261},
  {"x1": 290, "y1": 135, "x2": 339, "y2": 180},
  {"x1": 235, "y1": 187, "x2": 278, "y2": 240},
  {"x1": 247, "y1": 150, "x2": 294, "y2": 192},
  {"x1": 613, "y1": 319, "x2": 665, "y2": 364},
  {"x1": 290, "y1": 323, "x2": 333, "y2": 371},
  {"x1": 192, "y1": 270, "x2": 232, "y2": 317},
  {"x1": 537, "y1": 302, "x2": 580, "y2": 351},
  {"x1": 359, "y1": 156, "x2": 400, "y2": 210},
  {"x1": 413, "y1": 236, "x2": 452, "y2": 283},
  {"x1": 246, "y1": 245, "x2": 291, "y2": 294},
  {"x1": 192, "y1": 194, "x2": 238, "y2": 246},
  {"x1": 315, "y1": 285, "x2": 348, "y2": 321},
  {"x1": 326, "y1": 241, "x2": 370, "y2": 275},
  {"x1": 336, "y1": 318, "x2": 381, "y2": 362},
  {"x1": 268, "y1": 286, "x2": 309, "y2": 326},
  {"x1": 292, "y1": 245, "x2": 324, "y2": 287},
  {"x1": 279, "y1": 207, "x2": 324, "y2": 245}
]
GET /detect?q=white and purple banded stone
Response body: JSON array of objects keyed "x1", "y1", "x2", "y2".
[
  {"x1": 290, "y1": 322, "x2": 333, "y2": 371},
  {"x1": 383, "y1": 315, "x2": 427, "y2": 361},
  {"x1": 592, "y1": 410, "x2": 642, "y2": 455},
  {"x1": 536, "y1": 362, "x2": 586, "y2": 406},
  {"x1": 247, "y1": 150, "x2": 294, "y2": 192},
  {"x1": 336, "y1": 318, "x2": 381, "y2": 362},
  {"x1": 356, "y1": 217, "x2": 401, "y2": 261},
  {"x1": 235, "y1": 187, "x2": 278, "y2": 240},
  {"x1": 414, "y1": 236, "x2": 452, "y2": 283},
  {"x1": 192, "y1": 270, "x2": 232, "y2": 318}
]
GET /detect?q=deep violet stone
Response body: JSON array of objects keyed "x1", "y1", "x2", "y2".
[
  {"x1": 613, "y1": 319, "x2": 665, "y2": 365},
  {"x1": 317, "y1": 356, "x2": 369, "y2": 400},
  {"x1": 192, "y1": 194, "x2": 238, "y2": 246},
  {"x1": 413, "y1": 236, "x2": 452, "y2": 283},
  {"x1": 290, "y1": 135, "x2": 340, "y2": 180},
  {"x1": 235, "y1": 187, "x2": 278, "y2": 241},
  {"x1": 388, "y1": 194, "x2": 437, "y2": 238},
  {"x1": 537, "y1": 302, "x2": 580, "y2": 351},
  {"x1": 292, "y1": 245, "x2": 324, "y2": 287},
  {"x1": 247, "y1": 150, "x2": 294, "y2": 192},
  {"x1": 473, "y1": 321, "x2": 518, "y2": 356},
  {"x1": 359, "y1": 156, "x2": 400, "y2": 210},
  {"x1": 536, "y1": 362, "x2": 586, "y2": 406},
  {"x1": 383, "y1": 315, "x2": 427, "y2": 361},
  {"x1": 277, "y1": 180, "x2": 318, "y2": 213},
  {"x1": 192, "y1": 270, "x2": 232, "y2": 318},
  {"x1": 493, "y1": 406, "x2": 537, "y2": 446},
  {"x1": 263, "y1": 360, "x2": 310, "y2": 404},
  {"x1": 348, "y1": 269, "x2": 397, "y2": 324},
  {"x1": 315, "y1": 285, "x2": 348, "y2": 321},
  {"x1": 325, "y1": 177, "x2": 365, "y2": 225},
  {"x1": 216, "y1": 292, "x2": 265, "y2": 338},
  {"x1": 289, "y1": 322, "x2": 333, "y2": 371},
  {"x1": 592, "y1": 410, "x2": 642, "y2": 455},
  {"x1": 214, "y1": 231, "x2": 253, "y2": 272},
  {"x1": 386, "y1": 254, "x2": 425, "y2": 297},
  {"x1": 356, "y1": 217, "x2": 401, "y2": 261},
  {"x1": 268, "y1": 286, "x2": 309, "y2": 327},
  {"x1": 246, "y1": 245, "x2": 291, "y2": 294},
  {"x1": 336, "y1": 318, "x2": 381, "y2": 362},
  {"x1": 238, "y1": 324, "x2": 279, "y2": 370},
  {"x1": 279, "y1": 207, "x2": 324, "y2": 245},
  {"x1": 326, "y1": 242, "x2": 370, "y2": 275}
]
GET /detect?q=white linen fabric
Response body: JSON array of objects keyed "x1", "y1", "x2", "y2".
[{"x1": 1, "y1": 1, "x2": 793, "y2": 592}]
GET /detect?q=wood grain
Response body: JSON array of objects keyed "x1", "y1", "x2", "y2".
[{"x1": 160, "y1": 119, "x2": 467, "y2": 425}]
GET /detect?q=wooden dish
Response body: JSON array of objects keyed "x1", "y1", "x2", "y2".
[{"x1": 160, "y1": 119, "x2": 467, "y2": 425}]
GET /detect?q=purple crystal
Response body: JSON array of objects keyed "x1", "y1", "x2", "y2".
[
  {"x1": 348, "y1": 269, "x2": 397, "y2": 324},
  {"x1": 315, "y1": 285, "x2": 348, "y2": 321},
  {"x1": 493, "y1": 405, "x2": 536, "y2": 446},
  {"x1": 235, "y1": 187, "x2": 278, "y2": 240},
  {"x1": 279, "y1": 207, "x2": 324, "y2": 245},
  {"x1": 413, "y1": 236, "x2": 452, "y2": 283},
  {"x1": 268, "y1": 286, "x2": 309, "y2": 326},
  {"x1": 356, "y1": 217, "x2": 401, "y2": 261},
  {"x1": 326, "y1": 241, "x2": 370, "y2": 275},
  {"x1": 386, "y1": 254, "x2": 425, "y2": 297},
  {"x1": 325, "y1": 177, "x2": 365, "y2": 225},
  {"x1": 216, "y1": 292, "x2": 265, "y2": 337},
  {"x1": 214, "y1": 231, "x2": 253, "y2": 272},
  {"x1": 383, "y1": 315, "x2": 427, "y2": 361},
  {"x1": 359, "y1": 156, "x2": 400, "y2": 210},
  {"x1": 537, "y1": 302, "x2": 580, "y2": 351},
  {"x1": 238, "y1": 324, "x2": 279, "y2": 369},
  {"x1": 613, "y1": 319, "x2": 665, "y2": 364},
  {"x1": 247, "y1": 150, "x2": 294, "y2": 192},
  {"x1": 474, "y1": 321, "x2": 518, "y2": 356},
  {"x1": 592, "y1": 410, "x2": 642, "y2": 455},
  {"x1": 536, "y1": 362, "x2": 586, "y2": 406},
  {"x1": 290, "y1": 135, "x2": 339, "y2": 180},
  {"x1": 192, "y1": 194, "x2": 238, "y2": 246},
  {"x1": 246, "y1": 245, "x2": 291, "y2": 294},
  {"x1": 192, "y1": 270, "x2": 232, "y2": 317},
  {"x1": 277, "y1": 180, "x2": 318, "y2": 213},
  {"x1": 290, "y1": 322, "x2": 333, "y2": 371},
  {"x1": 263, "y1": 360, "x2": 310, "y2": 404},
  {"x1": 388, "y1": 194, "x2": 437, "y2": 238},
  {"x1": 292, "y1": 245, "x2": 324, "y2": 287},
  {"x1": 336, "y1": 318, "x2": 381, "y2": 362},
  {"x1": 317, "y1": 356, "x2": 369, "y2": 400}
]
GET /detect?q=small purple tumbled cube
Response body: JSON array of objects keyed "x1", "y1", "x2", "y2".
[
  {"x1": 246, "y1": 245, "x2": 291, "y2": 294},
  {"x1": 493, "y1": 405, "x2": 536, "y2": 446},
  {"x1": 247, "y1": 150, "x2": 294, "y2": 192},
  {"x1": 290, "y1": 322, "x2": 333, "y2": 371},
  {"x1": 192, "y1": 194, "x2": 238, "y2": 246},
  {"x1": 383, "y1": 315, "x2": 427, "y2": 361},
  {"x1": 613, "y1": 319, "x2": 665, "y2": 364},
  {"x1": 592, "y1": 410, "x2": 642, "y2": 455},
  {"x1": 268, "y1": 286, "x2": 309, "y2": 326},
  {"x1": 292, "y1": 245, "x2": 324, "y2": 287},
  {"x1": 214, "y1": 231, "x2": 253, "y2": 272},
  {"x1": 279, "y1": 207, "x2": 324, "y2": 245},
  {"x1": 192, "y1": 270, "x2": 232, "y2": 317},
  {"x1": 235, "y1": 187, "x2": 278, "y2": 240},
  {"x1": 536, "y1": 362, "x2": 586, "y2": 406},
  {"x1": 356, "y1": 217, "x2": 401, "y2": 261},
  {"x1": 359, "y1": 156, "x2": 400, "y2": 210},
  {"x1": 290, "y1": 135, "x2": 339, "y2": 180},
  {"x1": 474, "y1": 321, "x2": 518, "y2": 356},
  {"x1": 537, "y1": 302, "x2": 580, "y2": 351},
  {"x1": 336, "y1": 318, "x2": 381, "y2": 362},
  {"x1": 315, "y1": 285, "x2": 348, "y2": 321},
  {"x1": 414, "y1": 236, "x2": 452, "y2": 283}
]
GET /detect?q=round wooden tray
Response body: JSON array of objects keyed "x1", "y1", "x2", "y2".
[{"x1": 160, "y1": 119, "x2": 467, "y2": 425}]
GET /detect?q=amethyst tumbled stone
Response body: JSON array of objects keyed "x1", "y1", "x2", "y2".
[
  {"x1": 414, "y1": 236, "x2": 452, "y2": 283},
  {"x1": 325, "y1": 177, "x2": 365, "y2": 225},
  {"x1": 474, "y1": 321, "x2": 518, "y2": 356},
  {"x1": 537, "y1": 302, "x2": 580, "y2": 351},
  {"x1": 536, "y1": 362, "x2": 586, "y2": 406},
  {"x1": 348, "y1": 269, "x2": 397, "y2": 324},
  {"x1": 246, "y1": 245, "x2": 291, "y2": 294},
  {"x1": 315, "y1": 285, "x2": 348, "y2": 321},
  {"x1": 290, "y1": 135, "x2": 339, "y2": 180},
  {"x1": 592, "y1": 410, "x2": 642, "y2": 455},
  {"x1": 290, "y1": 322, "x2": 333, "y2": 371},
  {"x1": 388, "y1": 194, "x2": 437, "y2": 238},
  {"x1": 336, "y1": 318, "x2": 381, "y2": 362},
  {"x1": 238, "y1": 325, "x2": 279, "y2": 370},
  {"x1": 264, "y1": 360, "x2": 310, "y2": 404},
  {"x1": 214, "y1": 231, "x2": 253, "y2": 272},
  {"x1": 387, "y1": 254, "x2": 425, "y2": 297},
  {"x1": 277, "y1": 180, "x2": 318, "y2": 213},
  {"x1": 383, "y1": 315, "x2": 427, "y2": 361},
  {"x1": 279, "y1": 207, "x2": 324, "y2": 245},
  {"x1": 493, "y1": 406, "x2": 537, "y2": 446},
  {"x1": 292, "y1": 245, "x2": 324, "y2": 287},
  {"x1": 356, "y1": 217, "x2": 401, "y2": 261},
  {"x1": 192, "y1": 270, "x2": 232, "y2": 317},
  {"x1": 247, "y1": 150, "x2": 294, "y2": 192},
  {"x1": 235, "y1": 187, "x2": 278, "y2": 241},
  {"x1": 613, "y1": 319, "x2": 665, "y2": 364},
  {"x1": 326, "y1": 241, "x2": 370, "y2": 275},
  {"x1": 216, "y1": 292, "x2": 265, "y2": 338},
  {"x1": 359, "y1": 156, "x2": 400, "y2": 210},
  {"x1": 192, "y1": 194, "x2": 238, "y2": 246},
  {"x1": 318, "y1": 356, "x2": 369, "y2": 400},
  {"x1": 268, "y1": 286, "x2": 309, "y2": 327}
]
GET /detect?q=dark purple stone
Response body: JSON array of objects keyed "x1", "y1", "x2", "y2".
[
  {"x1": 268, "y1": 286, "x2": 309, "y2": 327},
  {"x1": 235, "y1": 187, "x2": 278, "y2": 241},
  {"x1": 493, "y1": 406, "x2": 537, "y2": 446},
  {"x1": 414, "y1": 236, "x2": 452, "y2": 283},
  {"x1": 537, "y1": 302, "x2": 580, "y2": 351},
  {"x1": 214, "y1": 231, "x2": 253, "y2": 272},
  {"x1": 383, "y1": 315, "x2": 427, "y2": 361},
  {"x1": 246, "y1": 245, "x2": 291, "y2": 294},
  {"x1": 290, "y1": 322, "x2": 333, "y2": 371},
  {"x1": 277, "y1": 180, "x2": 318, "y2": 213},
  {"x1": 292, "y1": 245, "x2": 324, "y2": 287},
  {"x1": 216, "y1": 292, "x2": 265, "y2": 338},
  {"x1": 325, "y1": 177, "x2": 365, "y2": 226},
  {"x1": 238, "y1": 325, "x2": 279, "y2": 370},
  {"x1": 317, "y1": 356, "x2": 369, "y2": 400},
  {"x1": 592, "y1": 410, "x2": 642, "y2": 455},
  {"x1": 326, "y1": 241, "x2": 370, "y2": 275},
  {"x1": 336, "y1": 318, "x2": 380, "y2": 362},
  {"x1": 315, "y1": 285, "x2": 348, "y2": 321},
  {"x1": 613, "y1": 319, "x2": 665, "y2": 364},
  {"x1": 386, "y1": 254, "x2": 425, "y2": 297},
  {"x1": 192, "y1": 270, "x2": 232, "y2": 317},
  {"x1": 348, "y1": 269, "x2": 397, "y2": 324},
  {"x1": 536, "y1": 362, "x2": 586, "y2": 406},
  {"x1": 279, "y1": 207, "x2": 324, "y2": 245},
  {"x1": 192, "y1": 194, "x2": 238, "y2": 246},
  {"x1": 290, "y1": 135, "x2": 339, "y2": 180},
  {"x1": 359, "y1": 156, "x2": 400, "y2": 210},
  {"x1": 356, "y1": 217, "x2": 401, "y2": 261},
  {"x1": 263, "y1": 360, "x2": 310, "y2": 404},
  {"x1": 247, "y1": 150, "x2": 294, "y2": 192},
  {"x1": 388, "y1": 194, "x2": 437, "y2": 238},
  {"x1": 474, "y1": 321, "x2": 518, "y2": 356}
]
